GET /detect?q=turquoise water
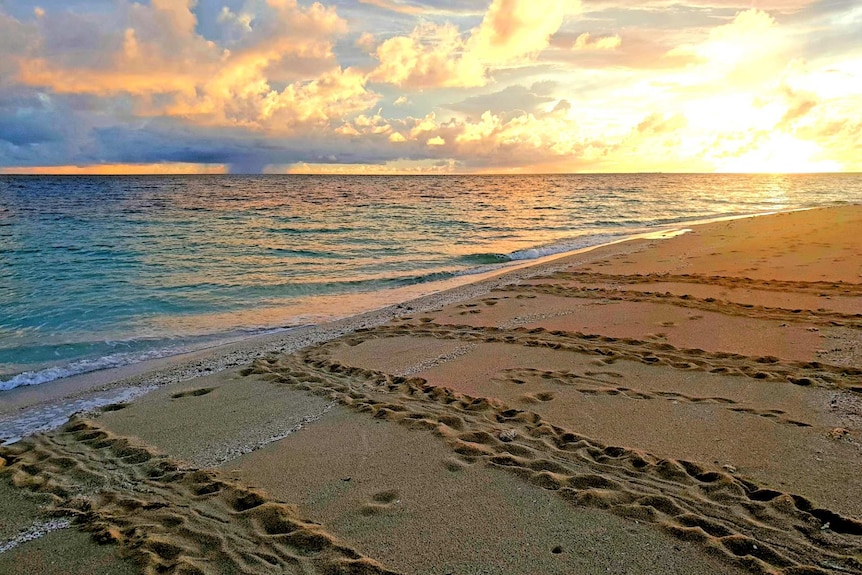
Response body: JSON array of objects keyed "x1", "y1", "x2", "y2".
[{"x1": 1, "y1": 173, "x2": 860, "y2": 390}]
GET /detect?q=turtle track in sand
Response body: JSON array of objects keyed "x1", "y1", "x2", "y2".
[
  {"x1": 246, "y1": 331, "x2": 862, "y2": 575},
  {"x1": 0, "y1": 420, "x2": 399, "y2": 575},
  {"x1": 360, "y1": 322, "x2": 862, "y2": 392},
  {"x1": 498, "y1": 284, "x2": 862, "y2": 329},
  {"x1": 539, "y1": 272, "x2": 862, "y2": 298},
  {"x1": 493, "y1": 366, "x2": 814, "y2": 429}
]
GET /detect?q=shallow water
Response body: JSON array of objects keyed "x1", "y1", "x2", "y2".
[{"x1": 1, "y1": 172, "x2": 860, "y2": 390}]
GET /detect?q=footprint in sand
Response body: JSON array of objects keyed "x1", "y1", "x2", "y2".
[
  {"x1": 361, "y1": 490, "x2": 401, "y2": 516},
  {"x1": 521, "y1": 391, "x2": 556, "y2": 403},
  {"x1": 170, "y1": 387, "x2": 216, "y2": 399}
]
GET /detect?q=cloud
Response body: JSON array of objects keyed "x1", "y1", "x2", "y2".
[
  {"x1": 665, "y1": 8, "x2": 782, "y2": 80},
  {"x1": 547, "y1": 26, "x2": 695, "y2": 70},
  {"x1": 328, "y1": 98, "x2": 593, "y2": 171},
  {"x1": 368, "y1": 22, "x2": 487, "y2": 88},
  {"x1": 274, "y1": 158, "x2": 463, "y2": 174},
  {"x1": 584, "y1": 0, "x2": 815, "y2": 13},
  {"x1": 0, "y1": 162, "x2": 227, "y2": 175},
  {"x1": 447, "y1": 82, "x2": 557, "y2": 116},
  {"x1": 0, "y1": 112, "x2": 58, "y2": 146},
  {"x1": 355, "y1": 0, "x2": 491, "y2": 17},
  {"x1": 0, "y1": 1, "x2": 860, "y2": 174},
  {"x1": 572, "y1": 32, "x2": 622, "y2": 51},
  {"x1": 0, "y1": 12, "x2": 38, "y2": 77},
  {"x1": 777, "y1": 87, "x2": 818, "y2": 127},
  {"x1": 358, "y1": 0, "x2": 426, "y2": 15},
  {"x1": 368, "y1": 0, "x2": 580, "y2": 88},
  {"x1": 636, "y1": 112, "x2": 688, "y2": 135},
  {"x1": 465, "y1": 0, "x2": 579, "y2": 62},
  {"x1": 14, "y1": 0, "x2": 367, "y2": 130},
  {"x1": 166, "y1": 65, "x2": 377, "y2": 129},
  {"x1": 446, "y1": 82, "x2": 556, "y2": 117}
]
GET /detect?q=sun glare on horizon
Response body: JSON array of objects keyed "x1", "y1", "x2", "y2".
[{"x1": 713, "y1": 134, "x2": 843, "y2": 174}]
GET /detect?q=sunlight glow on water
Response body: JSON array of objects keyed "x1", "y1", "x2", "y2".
[{"x1": 1, "y1": 173, "x2": 860, "y2": 387}]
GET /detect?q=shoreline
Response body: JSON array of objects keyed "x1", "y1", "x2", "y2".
[
  {"x1": 1, "y1": 203, "x2": 860, "y2": 575},
  {"x1": 0, "y1": 228, "x2": 651, "y2": 440},
  {"x1": 0, "y1": 205, "x2": 832, "y2": 443},
  {"x1": 0, "y1": 204, "x2": 820, "y2": 389}
]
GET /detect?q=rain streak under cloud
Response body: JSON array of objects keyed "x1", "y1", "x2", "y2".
[{"x1": 0, "y1": 0, "x2": 860, "y2": 174}]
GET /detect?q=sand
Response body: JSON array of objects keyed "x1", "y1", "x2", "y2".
[{"x1": 1, "y1": 205, "x2": 861, "y2": 575}]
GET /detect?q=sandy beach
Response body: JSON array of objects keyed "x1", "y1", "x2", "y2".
[{"x1": 1, "y1": 205, "x2": 861, "y2": 575}]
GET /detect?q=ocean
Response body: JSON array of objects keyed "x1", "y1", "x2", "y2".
[{"x1": 2, "y1": 173, "x2": 861, "y2": 394}]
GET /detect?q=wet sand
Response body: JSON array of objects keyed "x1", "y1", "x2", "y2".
[{"x1": 1, "y1": 205, "x2": 861, "y2": 574}]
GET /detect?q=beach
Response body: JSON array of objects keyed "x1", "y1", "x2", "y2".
[{"x1": 1, "y1": 205, "x2": 860, "y2": 574}]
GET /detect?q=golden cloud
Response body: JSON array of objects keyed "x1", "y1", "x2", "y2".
[
  {"x1": 369, "y1": 23, "x2": 487, "y2": 88},
  {"x1": 16, "y1": 0, "x2": 366, "y2": 131},
  {"x1": 369, "y1": 0, "x2": 580, "y2": 88},
  {"x1": 466, "y1": 0, "x2": 579, "y2": 62}
]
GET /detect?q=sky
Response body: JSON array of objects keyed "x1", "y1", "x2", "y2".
[{"x1": 0, "y1": 0, "x2": 860, "y2": 174}]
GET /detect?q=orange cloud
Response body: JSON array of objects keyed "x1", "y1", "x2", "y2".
[{"x1": 16, "y1": 0, "x2": 364, "y2": 131}]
